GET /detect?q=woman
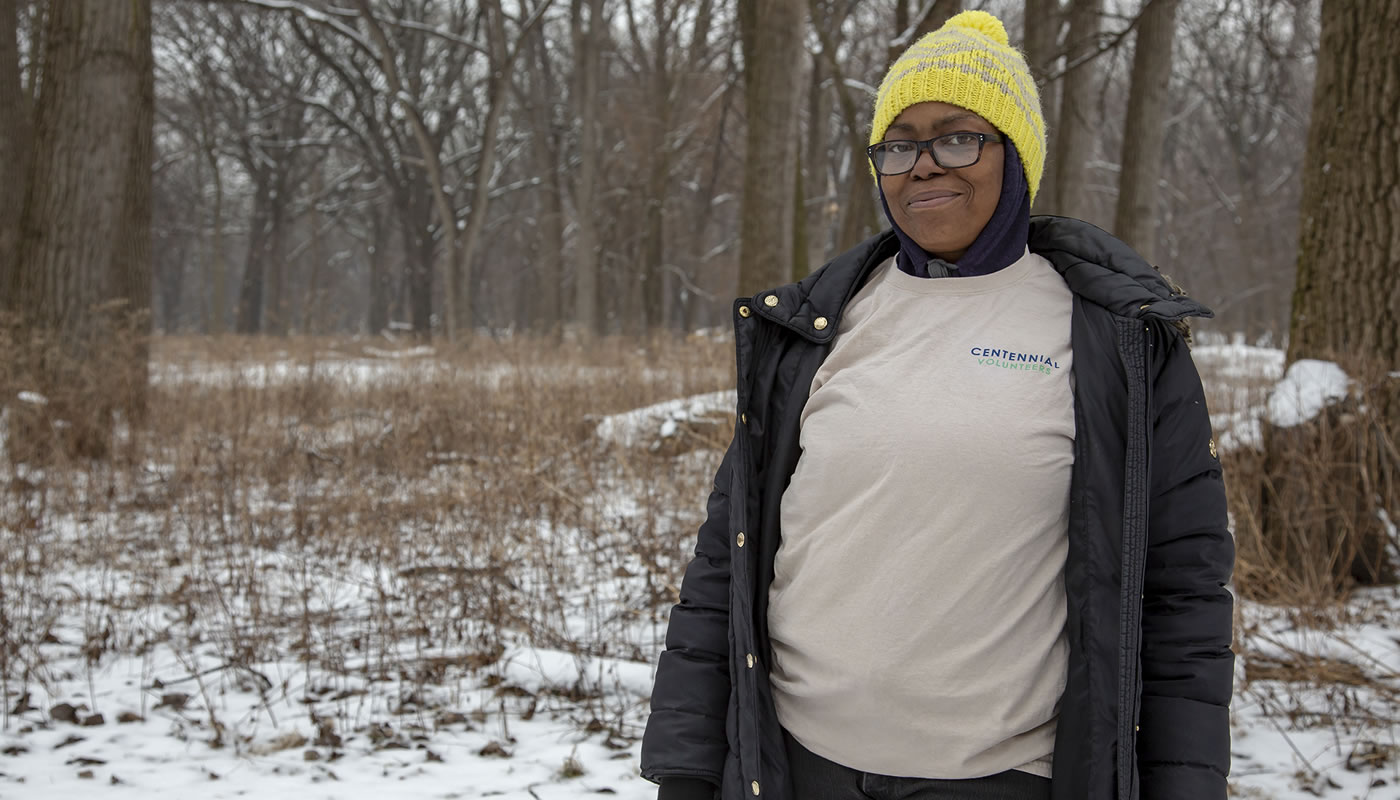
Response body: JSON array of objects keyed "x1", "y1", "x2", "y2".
[{"x1": 640, "y1": 11, "x2": 1234, "y2": 800}]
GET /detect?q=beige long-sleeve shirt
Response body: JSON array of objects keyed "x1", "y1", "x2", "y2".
[{"x1": 769, "y1": 250, "x2": 1074, "y2": 780}]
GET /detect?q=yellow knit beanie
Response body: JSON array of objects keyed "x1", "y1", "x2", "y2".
[{"x1": 870, "y1": 10, "x2": 1046, "y2": 203}]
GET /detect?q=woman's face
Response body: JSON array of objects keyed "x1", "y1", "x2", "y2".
[{"x1": 878, "y1": 102, "x2": 1004, "y2": 262}]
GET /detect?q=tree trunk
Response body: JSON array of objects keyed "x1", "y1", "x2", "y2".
[
  {"x1": 1047, "y1": 0, "x2": 1101, "y2": 221},
  {"x1": 1023, "y1": 0, "x2": 1060, "y2": 213},
  {"x1": 456, "y1": 0, "x2": 521, "y2": 339},
  {"x1": 886, "y1": 0, "x2": 961, "y2": 66},
  {"x1": 300, "y1": 170, "x2": 328, "y2": 335},
  {"x1": 1022, "y1": 0, "x2": 1060, "y2": 91},
  {"x1": 819, "y1": 3, "x2": 878, "y2": 255},
  {"x1": 640, "y1": 0, "x2": 672, "y2": 332},
  {"x1": 821, "y1": 0, "x2": 960, "y2": 258},
  {"x1": 13, "y1": 0, "x2": 153, "y2": 459},
  {"x1": 1287, "y1": 0, "x2": 1400, "y2": 366},
  {"x1": 525, "y1": 28, "x2": 564, "y2": 335},
  {"x1": 804, "y1": 51, "x2": 830, "y2": 267},
  {"x1": 155, "y1": 239, "x2": 185, "y2": 334},
  {"x1": 201, "y1": 122, "x2": 227, "y2": 334},
  {"x1": 834, "y1": 124, "x2": 880, "y2": 254},
  {"x1": 236, "y1": 172, "x2": 273, "y2": 334},
  {"x1": 642, "y1": 143, "x2": 669, "y2": 331},
  {"x1": 264, "y1": 165, "x2": 291, "y2": 336},
  {"x1": 1113, "y1": 0, "x2": 1179, "y2": 264},
  {"x1": 402, "y1": 190, "x2": 435, "y2": 338},
  {"x1": 737, "y1": 0, "x2": 805, "y2": 295},
  {"x1": 367, "y1": 207, "x2": 391, "y2": 335},
  {"x1": 792, "y1": 142, "x2": 808, "y2": 278},
  {"x1": 354, "y1": 0, "x2": 460, "y2": 341},
  {"x1": 571, "y1": 0, "x2": 606, "y2": 335},
  {"x1": 1255, "y1": 0, "x2": 1400, "y2": 595},
  {"x1": 0, "y1": 0, "x2": 27, "y2": 309}
]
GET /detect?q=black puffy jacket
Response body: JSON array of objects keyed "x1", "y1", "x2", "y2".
[{"x1": 640, "y1": 217, "x2": 1235, "y2": 800}]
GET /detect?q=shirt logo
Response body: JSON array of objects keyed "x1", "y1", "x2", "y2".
[{"x1": 970, "y1": 347, "x2": 1061, "y2": 375}]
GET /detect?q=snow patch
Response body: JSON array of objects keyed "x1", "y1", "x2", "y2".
[
  {"x1": 361, "y1": 345, "x2": 435, "y2": 359},
  {"x1": 1266, "y1": 359, "x2": 1350, "y2": 428},
  {"x1": 594, "y1": 390, "x2": 735, "y2": 448},
  {"x1": 1193, "y1": 343, "x2": 1286, "y2": 383},
  {"x1": 17, "y1": 391, "x2": 48, "y2": 406}
]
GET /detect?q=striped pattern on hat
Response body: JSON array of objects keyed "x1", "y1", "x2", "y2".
[{"x1": 870, "y1": 10, "x2": 1047, "y2": 203}]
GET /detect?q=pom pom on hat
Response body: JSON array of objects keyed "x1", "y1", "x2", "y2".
[
  {"x1": 947, "y1": 10, "x2": 1009, "y2": 45},
  {"x1": 869, "y1": 10, "x2": 1046, "y2": 203}
]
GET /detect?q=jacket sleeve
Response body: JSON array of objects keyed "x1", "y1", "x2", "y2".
[
  {"x1": 640, "y1": 437, "x2": 737, "y2": 790},
  {"x1": 1138, "y1": 327, "x2": 1236, "y2": 799}
]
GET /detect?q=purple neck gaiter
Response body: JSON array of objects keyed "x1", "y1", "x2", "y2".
[{"x1": 879, "y1": 139, "x2": 1030, "y2": 278}]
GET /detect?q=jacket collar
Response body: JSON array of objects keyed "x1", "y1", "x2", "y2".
[
  {"x1": 1028, "y1": 215, "x2": 1214, "y2": 323},
  {"x1": 750, "y1": 216, "x2": 1213, "y2": 344},
  {"x1": 749, "y1": 231, "x2": 898, "y2": 345}
]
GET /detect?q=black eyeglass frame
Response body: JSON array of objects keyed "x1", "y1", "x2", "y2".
[{"x1": 867, "y1": 132, "x2": 1005, "y2": 176}]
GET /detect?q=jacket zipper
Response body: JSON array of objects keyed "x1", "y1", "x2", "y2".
[{"x1": 1117, "y1": 320, "x2": 1151, "y2": 800}]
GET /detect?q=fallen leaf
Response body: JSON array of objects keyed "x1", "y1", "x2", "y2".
[
  {"x1": 49, "y1": 704, "x2": 79, "y2": 724},
  {"x1": 155, "y1": 692, "x2": 190, "y2": 711},
  {"x1": 478, "y1": 741, "x2": 511, "y2": 758}
]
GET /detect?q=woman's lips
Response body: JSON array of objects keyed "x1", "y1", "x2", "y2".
[{"x1": 906, "y1": 190, "x2": 960, "y2": 210}]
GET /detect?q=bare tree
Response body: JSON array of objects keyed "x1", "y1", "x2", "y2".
[
  {"x1": 1282, "y1": 1, "x2": 1394, "y2": 364},
  {"x1": 125, "y1": 0, "x2": 1329, "y2": 342},
  {"x1": 352, "y1": 0, "x2": 545, "y2": 339},
  {"x1": 810, "y1": 0, "x2": 959, "y2": 258},
  {"x1": 0, "y1": 0, "x2": 27, "y2": 306},
  {"x1": 610, "y1": 0, "x2": 730, "y2": 331},
  {"x1": 570, "y1": 0, "x2": 608, "y2": 334},
  {"x1": 1046, "y1": 0, "x2": 1102, "y2": 221},
  {"x1": 736, "y1": 0, "x2": 804, "y2": 294},
  {"x1": 808, "y1": 0, "x2": 881, "y2": 255},
  {"x1": 14, "y1": 0, "x2": 154, "y2": 455},
  {"x1": 1022, "y1": 0, "x2": 1060, "y2": 212},
  {"x1": 1255, "y1": 0, "x2": 1399, "y2": 593},
  {"x1": 1171, "y1": 0, "x2": 1315, "y2": 337},
  {"x1": 352, "y1": 0, "x2": 465, "y2": 338},
  {"x1": 1114, "y1": 0, "x2": 1180, "y2": 264},
  {"x1": 1286, "y1": 1, "x2": 1398, "y2": 365},
  {"x1": 282, "y1": 1, "x2": 477, "y2": 337}
]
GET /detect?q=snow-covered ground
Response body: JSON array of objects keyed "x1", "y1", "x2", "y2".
[
  {"x1": 2, "y1": 341, "x2": 1397, "y2": 799},
  {"x1": 1231, "y1": 589, "x2": 1400, "y2": 798},
  {"x1": 0, "y1": 638, "x2": 659, "y2": 798}
]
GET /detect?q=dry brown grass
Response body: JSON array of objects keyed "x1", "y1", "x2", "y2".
[
  {"x1": 1222, "y1": 357, "x2": 1399, "y2": 609},
  {"x1": 4, "y1": 329, "x2": 1396, "y2": 765},
  {"x1": 0, "y1": 331, "x2": 734, "y2": 743}
]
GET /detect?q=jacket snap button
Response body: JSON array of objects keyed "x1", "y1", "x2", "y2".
[
  {"x1": 1209, "y1": 439, "x2": 1218, "y2": 458},
  {"x1": 813, "y1": 316, "x2": 829, "y2": 331},
  {"x1": 752, "y1": 781, "x2": 761, "y2": 795},
  {"x1": 764, "y1": 295, "x2": 779, "y2": 307},
  {"x1": 738, "y1": 305, "x2": 751, "y2": 318},
  {"x1": 746, "y1": 653, "x2": 755, "y2": 668},
  {"x1": 741, "y1": 413, "x2": 747, "y2": 424},
  {"x1": 736, "y1": 532, "x2": 745, "y2": 548}
]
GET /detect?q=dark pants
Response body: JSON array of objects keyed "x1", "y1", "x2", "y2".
[{"x1": 784, "y1": 732, "x2": 1052, "y2": 800}]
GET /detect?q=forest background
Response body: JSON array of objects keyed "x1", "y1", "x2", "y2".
[
  {"x1": 0, "y1": 0, "x2": 1398, "y2": 796},
  {"x1": 0, "y1": 0, "x2": 1329, "y2": 341}
]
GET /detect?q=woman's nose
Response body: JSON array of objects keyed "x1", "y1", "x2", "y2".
[{"x1": 911, "y1": 144, "x2": 945, "y2": 177}]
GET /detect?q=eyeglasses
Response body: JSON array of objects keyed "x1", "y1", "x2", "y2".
[{"x1": 867, "y1": 132, "x2": 1004, "y2": 176}]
